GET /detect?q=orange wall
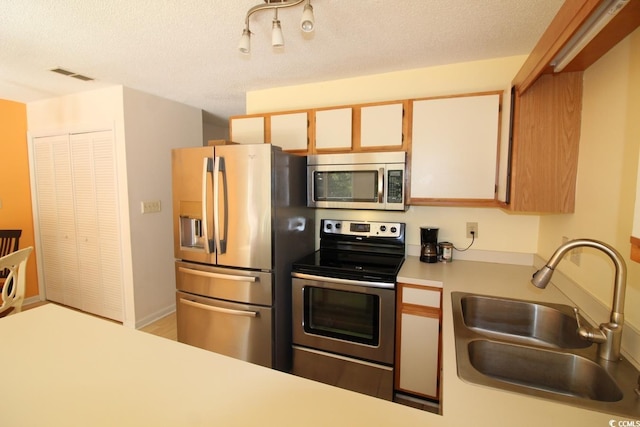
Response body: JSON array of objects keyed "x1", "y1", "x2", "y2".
[{"x1": 0, "y1": 99, "x2": 39, "y2": 298}]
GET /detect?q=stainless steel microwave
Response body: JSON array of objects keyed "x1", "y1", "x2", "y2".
[{"x1": 307, "y1": 152, "x2": 407, "y2": 211}]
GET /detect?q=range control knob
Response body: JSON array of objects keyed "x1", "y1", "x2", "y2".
[
  {"x1": 335, "y1": 223, "x2": 341, "y2": 229},
  {"x1": 326, "y1": 223, "x2": 333, "y2": 230},
  {"x1": 380, "y1": 225, "x2": 387, "y2": 232},
  {"x1": 391, "y1": 226, "x2": 397, "y2": 233}
]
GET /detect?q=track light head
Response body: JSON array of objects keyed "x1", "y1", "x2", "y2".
[
  {"x1": 300, "y1": 2, "x2": 314, "y2": 32},
  {"x1": 238, "y1": 28, "x2": 251, "y2": 54},
  {"x1": 238, "y1": 0, "x2": 314, "y2": 54}
]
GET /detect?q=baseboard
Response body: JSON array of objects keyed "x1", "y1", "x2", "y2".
[
  {"x1": 534, "y1": 255, "x2": 640, "y2": 370},
  {"x1": 133, "y1": 304, "x2": 176, "y2": 330},
  {"x1": 23, "y1": 295, "x2": 44, "y2": 306}
]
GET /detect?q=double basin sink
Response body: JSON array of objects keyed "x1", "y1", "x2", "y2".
[{"x1": 451, "y1": 292, "x2": 640, "y2": 418}]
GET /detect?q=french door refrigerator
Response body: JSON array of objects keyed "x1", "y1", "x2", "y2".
[{"x1": 172, "y1": 143, "x2": 314, "y2": 371}]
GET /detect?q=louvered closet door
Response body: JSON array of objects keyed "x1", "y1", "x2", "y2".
[
  {"x1": 33, "y1": 131, "x2": 123, "y2": 321},
  {"x1": 70, "y1": 131, "x2": 123, "y2": 321},
  {"x1": 33, "y1": 135, "x2": 81, "y2": 308}
]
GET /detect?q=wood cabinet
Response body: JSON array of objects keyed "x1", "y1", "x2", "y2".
[
  {"x1": 409, "y1": 92, "x2": 502, "y2": 206},
  {"x1": 358, "y1": 102, "x2": 406, "y2": 150},
  {"x1": 229, "y1": 101, "x2": 408, "y2": 155},
  {"x1": 395, "y1": 284, "x2": 441, "y2": 401},
  {"x1": 314, "y1": 107, "x2": 353, "y2": 151},
  {"x1": 32, "y1": 131, "x2": 124, "y2": 321},
  {"x1": 507, "y1": 0, "x2": 639, "y2": 213},
  {"x1": 269, "y1": 111, "x2": 309, "y2": 152},
  {"x1": 507, "y1": 73, "x2": 583, "y2": 213},
  {"x1": 229, "y1": 115, "x2": 266, "y2": 144}
]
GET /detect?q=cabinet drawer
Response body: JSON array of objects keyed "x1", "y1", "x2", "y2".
[{"x1": 402, "y1": 287, "x2": 441, "y2": 308}]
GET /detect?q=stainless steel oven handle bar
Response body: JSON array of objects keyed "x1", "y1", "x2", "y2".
[
  {"x1": 178, "y1": 266, "x2": 258, "y2": 282},
  {"x1": 292, "y1": 272, "x2": 394, "y2": 289},
  {"x1": 179, "y1": 298, "x2": 258, "y2": 317}
]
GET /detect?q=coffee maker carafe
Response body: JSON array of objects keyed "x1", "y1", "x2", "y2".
[{"x1": 420, "y1": 227, "x2": 439, "y2": 263}]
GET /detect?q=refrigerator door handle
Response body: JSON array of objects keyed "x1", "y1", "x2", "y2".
[
  {"x1": 178, "y1": 266, "x2": 258, "y2": 282},
  {"x1": 202, "y1": 157, "x2": 214, "y2": 254},
  {"x1": 179, "y1": 298, "x2": 258, "y2": 318},
  {"x1": 213, "y1": 156, "x2": 228, "y2": 254}
]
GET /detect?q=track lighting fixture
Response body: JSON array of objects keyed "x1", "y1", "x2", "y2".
[{"x1": 238, "y1": 0, "x2": 315, "y2": 54}]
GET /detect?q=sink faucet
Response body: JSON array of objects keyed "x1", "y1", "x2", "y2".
[{"x1": 531, "y1": 238, "x2": 626, "y2": 361}]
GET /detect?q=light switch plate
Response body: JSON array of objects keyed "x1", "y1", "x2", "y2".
[{"x1": 141, "y1": 200, "x2": 161, "y2": 214}]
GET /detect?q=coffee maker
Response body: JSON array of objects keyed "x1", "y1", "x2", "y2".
[{"x1": 420, "y1": 227, "x2": 439, "y2": 263}]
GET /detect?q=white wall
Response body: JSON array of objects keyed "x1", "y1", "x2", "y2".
[
  {"x1": 538, "y1": 28, "x2": 640, "y2": 331},
  {"x1": 27, "y1": 85, "x2": 203, "y2": 327},
  {"x1": 203, "y1": 120, "x2": 229, "y2": 144},
  {"x1": 122, "y1": 87, "x2": 202, "y2": 327},
  {"x1": 246, "y1": 56, "x2": 540, "y2": 260},
  {"x1": 27, "y1": 85, "x2": 134, "y2": 322}
]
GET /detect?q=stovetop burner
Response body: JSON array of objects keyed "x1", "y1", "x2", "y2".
[{"x1": 291, "y1": 219, "x2": 406, "y2": 284}]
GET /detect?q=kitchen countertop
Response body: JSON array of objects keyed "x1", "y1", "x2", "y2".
[
  {"x1": 398, "y1": 256, "x2": 627, "y2": 426},
  {"x1": 0, "y1": 258, "x2": 627, "y2": 426}
]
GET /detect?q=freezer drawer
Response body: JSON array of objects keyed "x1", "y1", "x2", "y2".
[
  {"x1": 175, "y1": 261, "x2": 272, "y2": 306},
  {"x1": 177, "y1": 291, "x2": 273, "y2": 368}
]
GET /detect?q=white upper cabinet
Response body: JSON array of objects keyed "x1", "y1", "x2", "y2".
[
  {"x1": 230, "y1": 116, "x2": 265, "y2": 144},
  {"x1": 360, "y1": 103, "x2": 404, "y2": 149},
  {"x1": 410, "y1": 93, "x2": 501, "y2": 202},
  {"x1": 314, "y1": 108, "x2": 352, "y2": 151},
  {"x1": 270, "y1": 112, "x2": 309, "y2": 151}
]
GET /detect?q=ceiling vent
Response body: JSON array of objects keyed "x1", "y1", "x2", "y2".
[{"x1": 50, "y1": 67, "x2": 95, "y2": 82}]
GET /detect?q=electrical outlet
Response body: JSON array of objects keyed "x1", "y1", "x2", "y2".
[
  {"x1": 570, "y1": 247, "x2": 582, "y2": 266},
  {"x1": 466, "y1": 222, "x2": 478, "y2": 239},
  {"x1": 562, "y1": 236, "x2": 581, "y2": 266},
  {"x1": 141, "y1": 200, "x2": 161, "y2": 214}
]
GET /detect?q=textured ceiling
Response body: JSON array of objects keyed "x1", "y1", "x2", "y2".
[{"x1": 0, "y1": 0, "x2": 564, "y2": 125}]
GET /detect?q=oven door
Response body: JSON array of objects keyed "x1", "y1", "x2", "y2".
[{"x1": 292, "y1": 274, "x2": 395, "y2": 365}]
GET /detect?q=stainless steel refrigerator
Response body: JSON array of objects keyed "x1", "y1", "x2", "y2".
[{"x1": 172, "y1": 143, "x2": 314, "y2": 371}]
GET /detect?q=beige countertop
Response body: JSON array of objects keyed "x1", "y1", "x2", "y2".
[
  {"x1": 398, "y1": 256, "x2": 624, "y2": 426},
  {"x1": 0, "y1": 258, "x2": 626, "y2": 426}
]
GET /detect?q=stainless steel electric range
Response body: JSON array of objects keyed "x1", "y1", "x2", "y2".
[{"x1": 291, "y1": 219, "x2": 406, "y2": 401}]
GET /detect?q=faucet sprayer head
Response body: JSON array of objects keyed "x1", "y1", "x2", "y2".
[{"x1": 531, "y1": 266, "x2": 554, "y2": 289}]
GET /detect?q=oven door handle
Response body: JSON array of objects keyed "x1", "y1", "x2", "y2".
[
  {"x1": 292, "y1": 272, "x2": 395, "y2": 289},
  {"x1": 179, "y1": 298, "x2": 258, "y2": 318}
]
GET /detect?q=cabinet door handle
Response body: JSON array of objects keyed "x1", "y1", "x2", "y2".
[
  {"x1": 178, "y1": 267, "x2": 257, "y2": 282},
  {"x1": 179, "y1": 298, "x2": 258, "y2": 318}
]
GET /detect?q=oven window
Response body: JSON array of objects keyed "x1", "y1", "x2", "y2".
[
  {"x1": 313, "y1": 171, "x2": 378, "y2": 202},
  {"x1": 303, "y1": 286, "x2": 379, "y2": 346}
]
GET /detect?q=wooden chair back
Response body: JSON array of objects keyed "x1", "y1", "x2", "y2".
[
  {"x1": 0, "y1": 247, "x2": 33, "y2": 317},
  {"x1": 0, "y1": 230, "x2": 22, "y2": 279}
]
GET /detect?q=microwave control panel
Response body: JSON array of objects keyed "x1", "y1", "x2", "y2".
[{"x1": 387, "y1": 169, "x2": 404, "y2": 204}]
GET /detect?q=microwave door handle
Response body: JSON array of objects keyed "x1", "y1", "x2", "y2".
[
  {"x1": 378, "y1": 167, "x2": 384, "y2": 203},
  {"x1": 213, "y1": 156, "x2": 228, "y2": 254},
  {"x1": 201, "y1": 157, "x2": 214, "y2": 254}
]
